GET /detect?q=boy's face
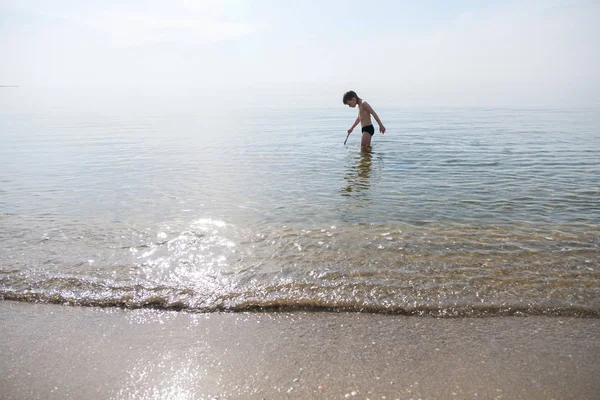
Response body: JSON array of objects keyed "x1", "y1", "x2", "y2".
[{"x1": 346, "y1": 98, "x2": 357, "y2": 108}]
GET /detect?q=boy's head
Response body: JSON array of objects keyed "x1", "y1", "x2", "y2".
[{"x1": 343, "y1": 90, "x2": 360, "y2": 108}]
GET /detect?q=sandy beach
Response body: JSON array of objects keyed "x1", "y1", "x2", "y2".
[{"x1": 1, "y1": 301, "x2": 599, "y2": 399}]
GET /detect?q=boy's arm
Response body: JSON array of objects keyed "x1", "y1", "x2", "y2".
[
  {"x1": 364, "y1": 103, "x2": 386, "y2": 133},
  {"x1": 348, "y1": 116, "x2": 360, "y2": 133}
]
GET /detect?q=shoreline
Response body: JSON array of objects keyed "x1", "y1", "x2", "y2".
[{"x1": 1, "y1": 301, "x2": 599, "y2": 399}]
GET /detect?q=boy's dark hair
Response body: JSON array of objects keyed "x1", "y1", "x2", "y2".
[{"x1": 343, "y1": 90, "x2": 360, "y2": 105}]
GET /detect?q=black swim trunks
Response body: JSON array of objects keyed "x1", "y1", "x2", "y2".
[{"x1": 362, "y1": 124, "x2": 375, "y2": 136}]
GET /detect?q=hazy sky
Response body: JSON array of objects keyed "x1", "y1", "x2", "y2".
[{"x1": 1, "y1": 0, "x2": 599, "y2": 106}]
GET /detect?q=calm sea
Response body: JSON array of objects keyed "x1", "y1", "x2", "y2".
[{"x1": 1, "y1": 90, "x2": 599, "y2": 316}]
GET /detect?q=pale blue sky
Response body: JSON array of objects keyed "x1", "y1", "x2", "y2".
[{"x1": 1, "y1": 0, "x2": 599, "y2": 106}]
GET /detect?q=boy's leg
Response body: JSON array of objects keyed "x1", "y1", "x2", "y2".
[{"x1": 361, "y1": 132, "x2": 372, "y2": 150}]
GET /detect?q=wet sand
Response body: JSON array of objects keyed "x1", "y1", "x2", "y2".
[{"x1": 1, "y1": 301, "x2": 599, "y2": 399}]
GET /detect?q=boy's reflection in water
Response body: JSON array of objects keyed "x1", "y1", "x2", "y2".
[{"x1": 342, "y1": 150, "x2": 373, "y2": 196}]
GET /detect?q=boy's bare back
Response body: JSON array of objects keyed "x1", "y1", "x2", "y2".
[{"x1": 357, "y1": 100, "x2": 373, "y2": 127}]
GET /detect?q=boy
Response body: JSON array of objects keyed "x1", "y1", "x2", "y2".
[{"x1": 343, "y1": 90, "x2": 386, "y2": 150}]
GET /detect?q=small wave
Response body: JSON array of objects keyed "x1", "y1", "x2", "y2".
[
  {"x1": 444, "y1": 159, "x2": 501, "y2": 167},
  {"x1": 2, "y1": 289, "x2": 598, "y2": 318}
]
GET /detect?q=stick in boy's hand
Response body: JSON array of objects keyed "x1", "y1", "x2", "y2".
[{"x1": 343, "y1": 132, "x2": 351, "y2": 145}]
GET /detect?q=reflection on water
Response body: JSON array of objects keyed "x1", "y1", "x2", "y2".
[{"x1": 342, "y1": 150, "x2": 376, "y2": 196}]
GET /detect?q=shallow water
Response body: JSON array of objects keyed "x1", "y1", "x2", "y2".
[{"x1": 1, "y1": 92, "x2": 599, "y2": 316}]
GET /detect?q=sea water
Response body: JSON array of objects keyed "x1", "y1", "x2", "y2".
[{"x1": 1, "y1": 89, "x2": 599, "y2": 316}]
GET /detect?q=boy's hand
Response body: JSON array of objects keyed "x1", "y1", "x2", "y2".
[
  {"x1": 380, "y1": 125, "x2": 386, "y2": 134},
  {"x1": 347, "y1": 128, "x2": 353, "y2": 134}
]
